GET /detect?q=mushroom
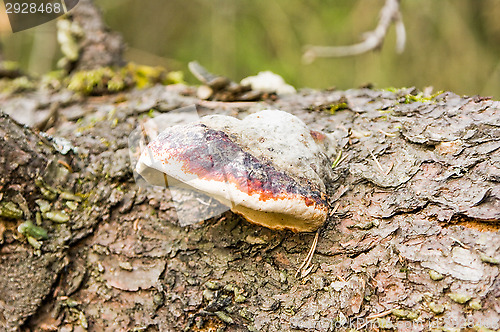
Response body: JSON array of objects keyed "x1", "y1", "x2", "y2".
[{"x1": 135, "y1": 110, "x2": 334, "y2": 232}]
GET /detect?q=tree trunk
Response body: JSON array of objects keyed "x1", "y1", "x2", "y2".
[{"x1": 0, "y1": 83, "x2": 498, "y2": 331}]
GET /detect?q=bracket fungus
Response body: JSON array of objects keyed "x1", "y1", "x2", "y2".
[{"x1": 136, "y1": 110, "x2": 334, "y2": 232}]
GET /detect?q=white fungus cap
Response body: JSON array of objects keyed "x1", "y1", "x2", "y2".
[{"x1": 136, "y1": 110, "x2": 332, "y2": 232}]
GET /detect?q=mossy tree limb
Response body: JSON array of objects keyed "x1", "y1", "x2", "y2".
[{"x1": 0, "y1": 84, "x2": 498, "y2": 331}]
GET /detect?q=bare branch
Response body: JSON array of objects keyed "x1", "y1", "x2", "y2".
[{"x1": 303, "y1": 0, "x2": 405, "y2": 63}]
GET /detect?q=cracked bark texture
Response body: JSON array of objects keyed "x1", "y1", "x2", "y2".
[{"x1": 0, "y1": 85, "x2": 499, "y2": 332}]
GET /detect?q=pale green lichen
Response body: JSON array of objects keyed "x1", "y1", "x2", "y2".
[
  {"x1": 448, "y1": 292, "x2": 472, "y2": 304},
  {"x1": 41, "y1": 70, "x2": 66, "y2": 90},
  {"x1": 57, "y1": 19, "x2": 83, "y2": 62},
  {"x1": 40, "y1": 187, "x2": 57, "y2": 200},
  {"x1": 480, "y1": 254, "x2": 499, "y2": 265},
  {"x1": 18, "y1": 220, "x2": 48, "y2": 240},
  {"x1": 60, "y1": 192, "x2": 82, "y2": 202},
  {"x1": 35, "y1": 178, "x2": 58, "y2": 200},
  {"x1": 1, "y1": 61, "x2": 20, "y2": 71},
  {"x1": 429, "y1": 269, "x2": 444, "y2": 281},
  {"x1": 391, "y1": 309, "x2": 419, "y2": 320},
  {"x1": 202, "y1": 289, "x2": 215, "y2": 301},
  {"x1": 27, "y1": 236, "x2": 42, "y2": 249},
  {"x1": 35, "y1": 199, "x2": 51, "y2": 213},
  {"x1": 234, "y1": 294, "x2": 247, "y2": 303},
  {"x1": 61, "y1": 298, "x2": 79, "y2": 308},
  {"x1": 119, "y1": 261, "x2": 133, "y2": 271},
  {"x1": 0, "y1": 201, "x2": 23, "y2": 219},
  {"x1": 35, "y1": 212, "x2": 42, "y2": 225},
  {"x1": 205, "y1": 280, "x2": 221, "y2": 290},
  {"x1": 215, "y1": 311, "x2": 234, "y2": 324},
  {"x1": 43, "y1": 210, "x2": 70, "y2": 223},
  {"x1": 65, "y1": 201, "x2": 78, "y2": 210},
  {"x1": 238, "y1": 308, "x2": 254, "y2": 322},
  {"x1": 428, "y1": 302, "x2": 445, "y2": 314},
  {"x1": 468, "y1": 298, "x2": 482, "y2": 310},
  {"x1": 348, "y1": 219, "x2": 379, "y2": 230}
]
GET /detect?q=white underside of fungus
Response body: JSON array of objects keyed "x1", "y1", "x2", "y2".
[{"x1": 136, "y1": 109, "x2": 334, "y2": 232}]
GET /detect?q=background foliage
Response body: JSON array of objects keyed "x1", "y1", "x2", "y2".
[{"x1": 2, "y1": 0, "x2": 500, "y2": 97}]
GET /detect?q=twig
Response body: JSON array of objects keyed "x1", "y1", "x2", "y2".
[
  {"x1": 369, "y1": 149, "x2": 385, "y2": 174},
  {"x1": 34, "y1": 102, "x2": 60, "y2": 131},
  {"x1": 331, "y1": 150, "x2": 343, "y2": 168},
  {"x1": 196, "y1": 197, "x2": 211, "y2": 206},
  {"x1": 303, "y1": 0, "x2": 405, "y2": 63},
  {"x1": 57, "y1": 159, "x2": 73, "y2": 173},
  {"x1": 384, "y1": 160, "x2": 394, "y2": 175},
  {"x1": 366, "y1": 308, "x2": 394, "y2": 320},
  {"x1": 450, "y1": 236, "x2": 470, "y2": 249},
  {"x1": 328, "y1": 202, "x2": 340, "y2": 217},
  {"x1": 295, "y1": 230, "x2": 320, "y2": 279},
  {"x1": 378, "y1": 129, "x2": 397, "y2": 137}
]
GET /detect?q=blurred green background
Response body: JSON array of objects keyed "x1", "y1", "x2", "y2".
[{"x1": 1, "y1": 0, "x2": 500, "y2": 98}]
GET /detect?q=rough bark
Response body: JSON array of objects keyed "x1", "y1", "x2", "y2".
[{"x1": 0, "y1": 84, "x2": 499, "y2": 332}]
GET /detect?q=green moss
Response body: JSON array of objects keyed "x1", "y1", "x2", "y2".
[
  {"x1": 0, "y1": 76, "x2": 36, "y2": 94},
  {"x1": 67, "y1": 67, "x2": 128, "y2": 95},
  {"x1": 127, "y1": 62, "x2": 184, "y2": 88},
  {"x1": 384, "y1": 87, "x2": 444, "y2": 104},
  {"x1": 328, "y1": 102, "x2": 348, "y2": 114},
  {"x1": 67, "y1": 64, "x2": 185, "y2": 95},
  {"x1": 164, "y1": 70, "x2": 184, "y2": 85},
  {"x1": 402, "y1": 93, "x2": 434, "y2": 104}
]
